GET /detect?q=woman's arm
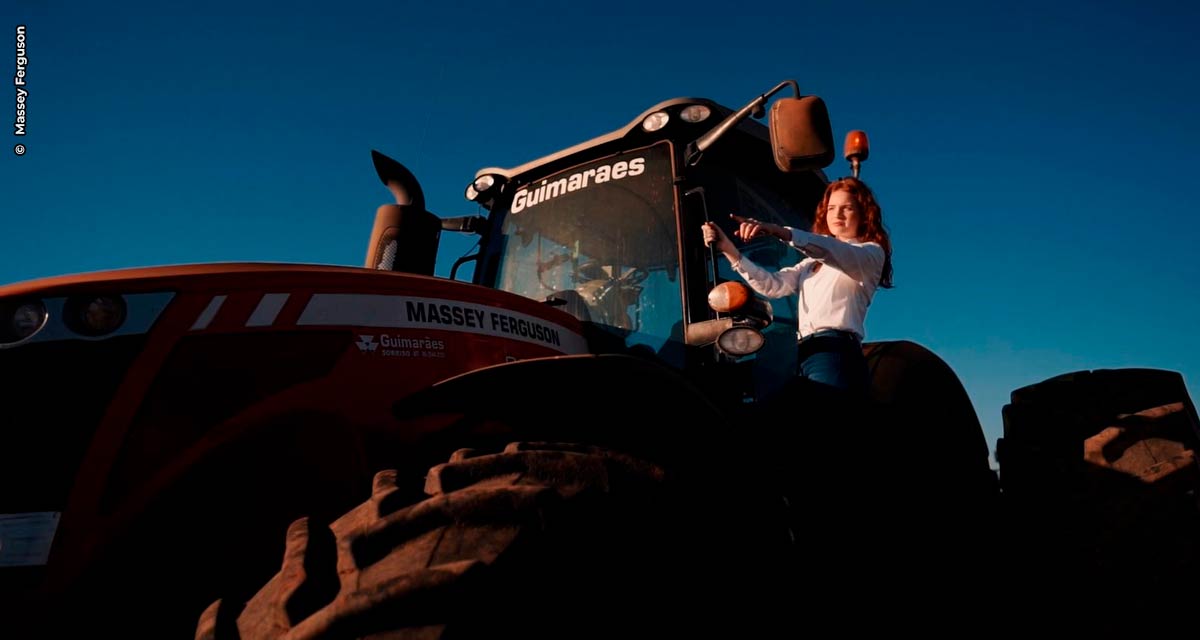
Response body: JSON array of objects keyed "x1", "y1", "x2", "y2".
[
  {"x1": 702, "y1": 222, "x2": 803, "y2": 298},
  {"x1": 729, "y1": 213, "x2": 883, "y2": 283},
  {"x1": 730, "y1": 255, "x2": 806, "y2": 298},
  {"x1": 784, "y1": 228, "x2": 884, "y2": 283}
]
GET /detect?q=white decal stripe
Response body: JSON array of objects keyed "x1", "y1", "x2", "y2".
[
  {"x1": 246, "y1": 293, "x2": 290, "y2": 327},
  {"x1": 297, "y1": 294, "x2": 587, "y2": 355},
  {"x1": 0, "y1": 512, "x2": 61, "y2": 567},
  {"x1": 190, "y1": 295, "x2": 227, "y2": 331}
]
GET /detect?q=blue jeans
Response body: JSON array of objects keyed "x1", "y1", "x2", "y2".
[{"x1": 798, "y1": 330, "x2": 868, "y2": 395}]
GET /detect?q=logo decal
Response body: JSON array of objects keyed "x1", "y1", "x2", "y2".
[
  {"x1": 511, "y1": 156, "x2": 646, "y2": 213},
  {"x1": 356, "y1": 335, "x2": 378, "y2": 352}
]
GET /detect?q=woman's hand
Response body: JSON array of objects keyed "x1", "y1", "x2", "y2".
[
  {"x1": 702, "y1": 222, "x2": 739, "y2": 260},
  {"x1": 730, "y1": 214, "x2": 788, "y2": 243}
]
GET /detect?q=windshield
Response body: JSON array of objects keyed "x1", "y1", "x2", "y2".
[{"x1": 491, "y1": 142, "x2": 681, "y2": 358}]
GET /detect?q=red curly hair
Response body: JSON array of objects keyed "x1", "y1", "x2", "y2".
[{"x1": 812, "y1": 177, "x2": 893, "y2": 288}]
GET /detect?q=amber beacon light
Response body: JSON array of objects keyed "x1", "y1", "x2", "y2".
[{"x1": 843, "y1": 130, "x2": 870, "y2": 178}]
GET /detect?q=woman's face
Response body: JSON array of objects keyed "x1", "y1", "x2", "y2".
[{"x1": 825, "y1": 189, "x2": 861, "y2": 241}]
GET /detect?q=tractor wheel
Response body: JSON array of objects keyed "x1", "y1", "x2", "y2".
[
  {"x1": 996, "y1": 368, "x2": 1200, "y2": 635},
  {"x1": 196, "y1": 441, "x2": 790, "y2": 639}
]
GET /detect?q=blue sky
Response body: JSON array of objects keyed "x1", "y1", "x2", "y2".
[{"x1": 3, "y1": 1, "x2": 1198, "y2": 465}]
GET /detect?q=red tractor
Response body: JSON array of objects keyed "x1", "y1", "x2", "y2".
[{"x1": 1, "y1": 80, "x2": 1196, "y2": 637}]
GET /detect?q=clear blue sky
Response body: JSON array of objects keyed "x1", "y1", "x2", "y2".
[{"x1": 4, "y1": 1, "x2": 1198, "y2": 466}]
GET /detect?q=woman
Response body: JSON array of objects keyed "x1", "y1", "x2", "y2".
[{"x1": 702, "y1": 177, "x2": 893, "y2": 395}]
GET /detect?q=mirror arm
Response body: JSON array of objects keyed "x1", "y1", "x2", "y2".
[
  {"x1": 685, "y1": 81, "x2": 800, "y2": 167},
  {"x1": 441, "y1": 215, "x2": 487, "y2": 234}
]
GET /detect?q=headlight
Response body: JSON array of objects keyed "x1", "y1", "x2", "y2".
[
  {"x1": 473, "y1": 175, "x2": 496, "y2": 193},
  {"x1": 465, "y1": 174, "x2": 503, "y2": 202},
  {"x1": 641, "y1": 111, "x2": 669, "y2": 132},
  {"x1": 65, "y1": 295, "x2": 127, "y2": 337},
  {"x1": 3, "y1": 299, "x2": 48, "y2": 343},
  {"x1": 717, "y1": 326, "x2": 765, "y2": 356},
  {"x1": 680, "y1": 105, "x2": 711, "y2": 123}
]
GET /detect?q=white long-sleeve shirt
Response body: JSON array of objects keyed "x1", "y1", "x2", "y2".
[{"x1": 730, "y1": 227, "x2": 885, "y2": 341}]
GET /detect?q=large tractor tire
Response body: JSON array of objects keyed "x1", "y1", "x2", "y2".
[
  {"x1": 197, "y1": 441, "x2": 795, "y2": 639},
  {"x1": 996, "y1": 368, "x2": 1200, "y2": 636},
  {"x1": 860, "y1": 340, "x2": 1002, "y2": 622},
  {"x1": 862, "y1": 340, "x2": 1000, "y2": 503}
]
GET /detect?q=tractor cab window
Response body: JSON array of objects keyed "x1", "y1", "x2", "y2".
[
  {"x1": 490, "y1": 142, "x2": 683, "y2": 362},
  {"x1": 685, "y1": 152, "x2": 825, "y2": 398},
  {"x1": 692, "y1": 163, "x2": 819, "y2": 329},
  {"x1": 716, "y1": 177, "x2": 809, "y2": 325}
]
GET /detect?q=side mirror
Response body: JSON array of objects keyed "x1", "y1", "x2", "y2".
[
  {"x1": 365, "y1": 204, "x2": 441, "y2": 274},
  {"x1": 367, "y1": 150, "x2": 441, "y2": 274},
  {"x1": 768, "y1": 96, "x2": 835, "y2": 173}
]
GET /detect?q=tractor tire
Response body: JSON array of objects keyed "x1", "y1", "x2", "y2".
[
  {"x1": 996, "y1": 368, "x2": 1200, "y2": 636},
  {"x1": 196, "y1": 441, "x2": 791, "y2": 639}
]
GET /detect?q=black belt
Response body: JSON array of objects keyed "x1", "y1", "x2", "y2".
[{"x1": 798, "y1": 329, "x2": 861, "y2": 345}]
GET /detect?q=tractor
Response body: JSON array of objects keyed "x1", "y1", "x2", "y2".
[{"x1": 1, "y1": 80, "x2": 1196, "y2": 638}]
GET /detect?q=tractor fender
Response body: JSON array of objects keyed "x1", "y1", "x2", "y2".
[
  {"x1": 863, "y1": 339, "x2": 999, "y2": 499},
  {"x1": 389, "y1": 352, "x2": 747, "y2": 467}
]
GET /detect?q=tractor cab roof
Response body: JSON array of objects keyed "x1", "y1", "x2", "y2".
[{"x1": 473, "y1": 97, "x2": 772, "y2": 183}]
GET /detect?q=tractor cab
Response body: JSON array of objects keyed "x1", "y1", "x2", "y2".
[{"x1": 385, "y1": 81, "x2": 837, "y2": 401}]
